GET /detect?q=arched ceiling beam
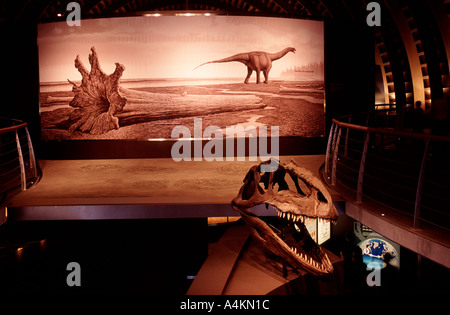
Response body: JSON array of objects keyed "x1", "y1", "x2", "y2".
[
  {"x1": 107, "y1": 0, "x2": 248, "y2": 14},
  {"x1": 384, "y1": 0, "x2": 424, "y2": 106},
  {"x1": 240, "y1": 0, "x2": 275, "y2": 14},
  {"x1": 81, "y1": 0, "x2": 103, "y2": 15},
  {"x1": 271, "y1": 0, "x2": 299, "y2": 16}
]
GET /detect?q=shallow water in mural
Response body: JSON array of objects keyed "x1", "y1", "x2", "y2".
[{"x1": 40, "y1": 80, "x2": 325, "y2": 140}]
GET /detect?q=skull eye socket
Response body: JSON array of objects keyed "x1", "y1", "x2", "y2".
[
  {"x1": 242, "y1": 182, "x2": 253, "y2": 200},
  {"x1": 241, "y1": 168, "x2": 265, "y2": 200},
  {"x1": 288, "y1": 174, "x2": 311, "y2": 196},
  {"x1": 310, "y1": 189, "x2": 328, "y2": 203},
  {"x1": 317, "y1": 191, "x2": 328, "y2": 203}
]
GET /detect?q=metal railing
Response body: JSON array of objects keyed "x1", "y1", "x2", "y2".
[
  {"x1": 325, "y1": 113, "x2": 450, "y2": 231},
  {"x1": 0, "y1": 118, "x2": 39, "y2": 204}
]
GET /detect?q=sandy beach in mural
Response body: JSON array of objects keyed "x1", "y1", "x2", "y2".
[
  {"x1": 38, "y1": 15, "x2": 325, "y2": 140},
  {"x1": 40, "y1": 79, "x2": 325, "y2": 140}
]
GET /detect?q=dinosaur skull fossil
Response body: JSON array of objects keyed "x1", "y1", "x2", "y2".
[{"x1": 231, "y1": 159, "x2": 338, "y2": 276}]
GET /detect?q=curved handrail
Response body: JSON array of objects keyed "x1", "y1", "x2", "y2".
[
  {"x1": 326, "y1": 114, "x2": 450, "y2": 231},
  {"x1": 0, "y1": 117, "x2": 40, "y2": 208},
  {"x1": 0, "y1": 122, "x2": 28, "y2": 135},
  {"x1": 332, "y1": 118, "x2": 450, "y2": 142}
]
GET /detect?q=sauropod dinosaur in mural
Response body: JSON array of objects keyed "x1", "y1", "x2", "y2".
[{"x1": 193, "y1": 47, "x2": 296, "y2": 84}]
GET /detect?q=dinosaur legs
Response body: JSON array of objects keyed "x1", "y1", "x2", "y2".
[
  {"x1": 244, "y1": 66, "x2": 271, "y2": 84},
  {"x1": 263, "y1": 62, "x2": 272, "y2": 84},
  {"x1": 244, "y1": 67, "x2": 253, "y2": 84},
  {"x1": 263, "y1": 69, "x2": 271, "y2": 84}
]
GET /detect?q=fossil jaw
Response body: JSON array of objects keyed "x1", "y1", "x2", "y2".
[
  {"x1": 274, "y1": 207, "x2": 338, "y2": 225},
  {"x1": 233, "y1": 205, "x2": 335, "y2": 276},
  {"x1": 231, "y1": 159, "x2": 339, "y2": 277}
]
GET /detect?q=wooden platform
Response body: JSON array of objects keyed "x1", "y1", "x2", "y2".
[{"x1": 5, "y1": 155, "x2": 331, "y2": 221}]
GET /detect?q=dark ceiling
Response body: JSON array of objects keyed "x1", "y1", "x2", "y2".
[{"x1": 0, "y1": 0, "x2": 374, "y2": 24}]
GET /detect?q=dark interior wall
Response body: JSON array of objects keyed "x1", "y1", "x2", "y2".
[
  {"x1": 0, "y1": 16, "x2": 375, "y2": 160},
  {"x1": 0, "y1": 218, "x2": 209, "y2": 295},
  {"x1": 0, "y1": 22, "x2": 40, "y2": 140},
  {"x1": 324, "y1": 19, "x2": 375, "y2": 128}
]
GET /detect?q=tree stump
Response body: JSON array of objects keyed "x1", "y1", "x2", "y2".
[{"x1": 67, "y1": 47, "x2": 126, "y2": 134}]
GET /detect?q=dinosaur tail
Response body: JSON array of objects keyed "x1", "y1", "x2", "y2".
[
  {"x1": 193, "y1": 53, "x2": 249, "y2": 71},
  {"x1": 192, "y1": 61, "x2": 215, "y2": 71}
]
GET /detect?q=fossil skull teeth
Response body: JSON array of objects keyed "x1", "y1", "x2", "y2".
[
  {"x1": 231, "y1": 159, "x2": 339, "y2": 277},
  {"x1": 259, "y1": 216, "x2": 333, "y2": 273},
  {"x1": 277, "y1": 211, "x2": 338, "y2": 225}
]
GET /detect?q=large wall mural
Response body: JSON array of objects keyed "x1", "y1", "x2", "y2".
[{"x1": 38, "y1": 15, "x2": 324, "y2": 140}]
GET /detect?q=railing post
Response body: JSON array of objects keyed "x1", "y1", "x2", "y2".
[
  {"x1": 356, "y1": 131, "x2": 370, "y2": 203},
  {"x1": 331, "y1": 126, "x2": 342, "y2": 186},
  {"x1": 25, "y1": 127, "x2": 37, "y2": 178},
  {"x1": 414, "y1": 139, "x2": 430, "y2": 228},
  {"x1": 15, "y1": 130, "x2": 26, "y2": 191},
  {"x1": 325, "y1": 122, "x2": 336, "y2": 177},
  {"x1": 344, "y1": 116, "x2": 351, "y2": 157}
]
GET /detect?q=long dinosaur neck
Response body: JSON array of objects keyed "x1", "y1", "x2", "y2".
[{"x1": 269, "y1": 48, "x2": 294, "y2": 61}]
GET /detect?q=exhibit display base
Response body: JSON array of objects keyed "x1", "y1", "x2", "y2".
[
  {"x1": 188, "y1": 223, "x2": 344, "y2": 295},
  {"x1": 6, "y1": 155, "x2": 335, "y2": 221}
]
